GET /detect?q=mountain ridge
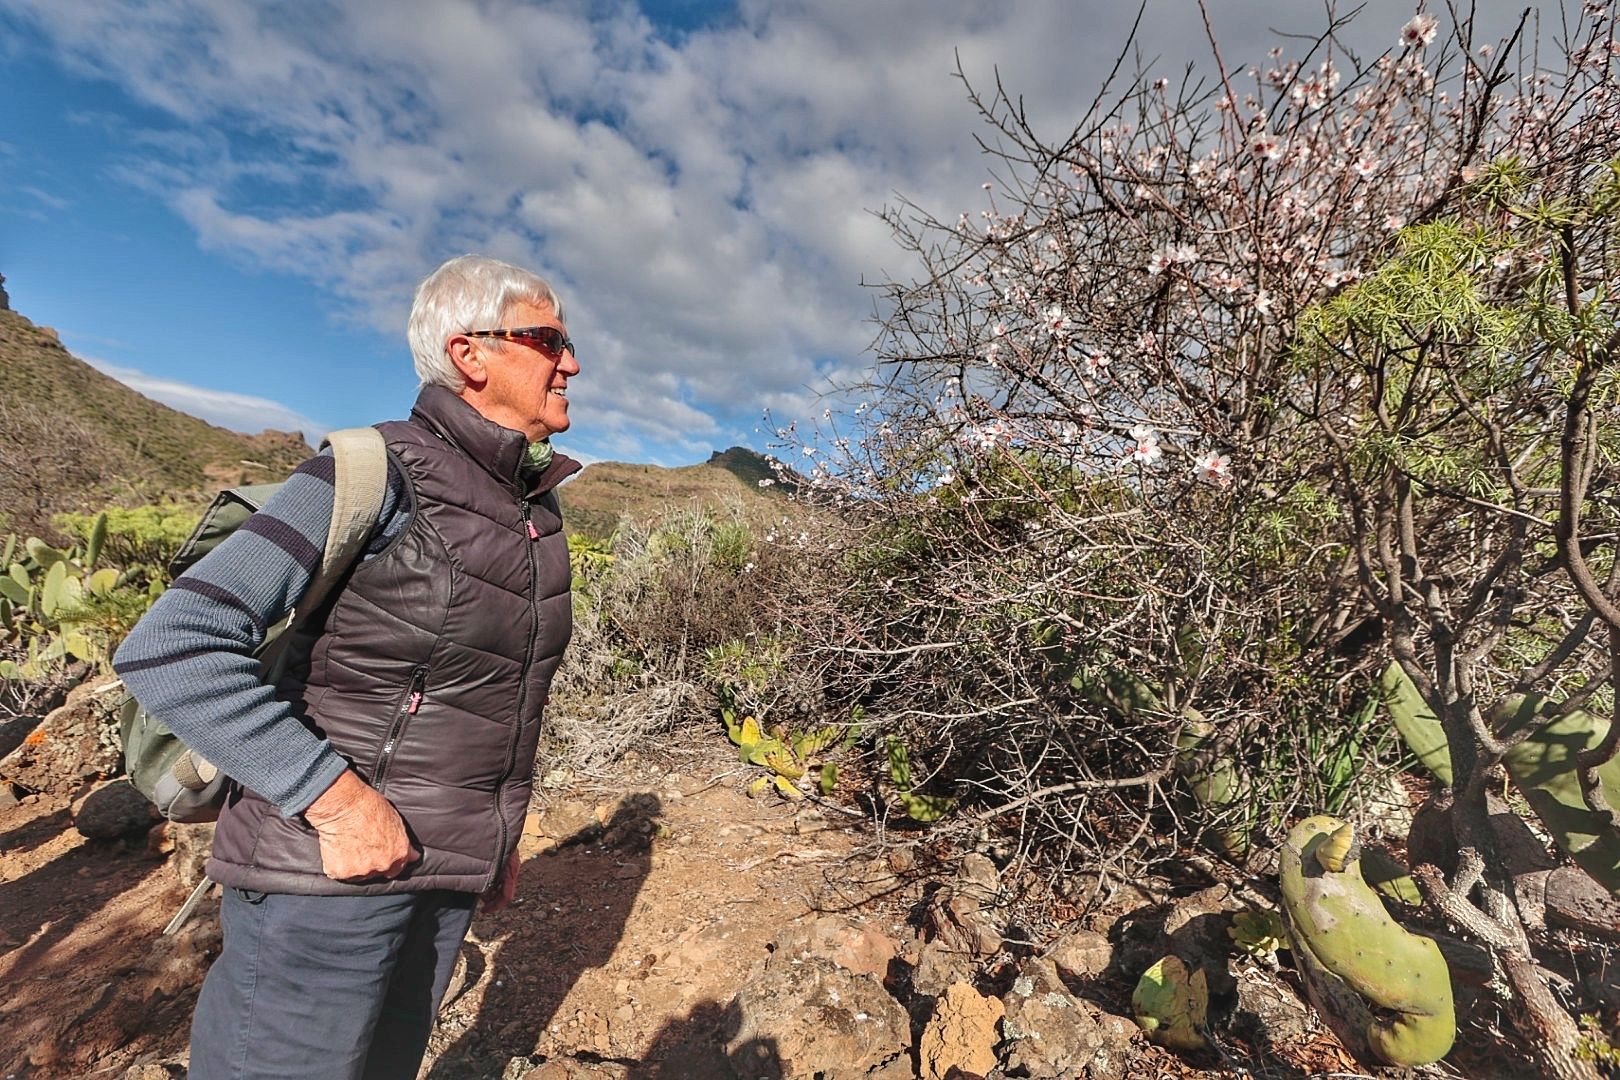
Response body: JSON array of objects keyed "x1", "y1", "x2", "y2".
[{"x1": 0, "y1": 302, "x2": 792, "y2": 540}]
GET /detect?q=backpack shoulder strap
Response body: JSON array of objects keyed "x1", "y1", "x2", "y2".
[{"x1": 290, "y1": 426, "x2": 389, "y2": 622}]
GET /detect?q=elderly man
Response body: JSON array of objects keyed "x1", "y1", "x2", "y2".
[{"x1": 113, "y1": 254, "x2": 581, "y2": 1079}]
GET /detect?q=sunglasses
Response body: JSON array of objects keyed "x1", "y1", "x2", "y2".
[{"x1": 465, "y1": 325, "x2": 576, "y2": 360}]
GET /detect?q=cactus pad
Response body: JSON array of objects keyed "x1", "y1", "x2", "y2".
[
  {"x1": 1502, "y1": 704, "x2": 1620, "y2": 893},
  {"x1": 1132, "y1": 955, "x2": 1209, "y2": 1051},
  {"x1": 1379, "y1": 663, "x2": 1453, "y2": 786},
  {"x1": 1280, "y1": 815, "x2": 1455, "y2": 1066}
]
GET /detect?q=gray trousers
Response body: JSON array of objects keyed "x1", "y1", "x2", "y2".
[{"x1": 188, "y1": 886, "x2": 477, "y2": 1080}]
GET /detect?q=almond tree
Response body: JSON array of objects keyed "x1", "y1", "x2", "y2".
[{"x1": 780, "y1": 4, "x2": 1620, "y2": 1072}]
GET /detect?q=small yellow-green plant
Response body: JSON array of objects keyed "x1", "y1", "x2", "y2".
[
  {"x1": 567, "y1": 532, "x2": 615, "y2": 590},
  {"x1": 720, "y1": 684, "x2": 858, "y2": 801},
  {"x1": 1576, "y1": 1014, "x2": 1620, "y2": 1067},
  {"x1": 885, "y1": 736, "x2": 956, "y2": 822},
  {"x1": 1228, "y1": 907, "x2": 1288, "y2": 958}
]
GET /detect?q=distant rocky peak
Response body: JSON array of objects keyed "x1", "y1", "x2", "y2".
[{"x1": 0, "y1": 273, "x2": 10, "y2": 312}]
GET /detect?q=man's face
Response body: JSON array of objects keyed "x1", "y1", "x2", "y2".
[{"x1": 475, "y1": 299, "x2": 579, "y2": 441}]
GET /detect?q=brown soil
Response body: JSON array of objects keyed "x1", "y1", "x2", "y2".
[
  {"x1": 0, "y1": 743, "x2": 1562, "y2": 1079},
  {"x1": 0, "y1": 747, "x2": 901, "y2": 1079}
]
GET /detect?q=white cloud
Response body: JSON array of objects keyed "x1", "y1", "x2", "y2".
[
  {"x1": 80, "y1": 354, "x2": 326, "y2": 444},
  {"x1": 5, "y1": 0, "x2": 1556, "y2": 461}
]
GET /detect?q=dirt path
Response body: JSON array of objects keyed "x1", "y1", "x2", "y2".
[{"x1": 0, "y1": 747, "x2": 896, "y2": 1078}]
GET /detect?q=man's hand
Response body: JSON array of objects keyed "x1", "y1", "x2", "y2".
[
  {"x1": 481, "y1": 848, "x2": 521, "y2": 913},
  {"x1": 303, "y1": 769, "x2": 417, "y2": 882}
]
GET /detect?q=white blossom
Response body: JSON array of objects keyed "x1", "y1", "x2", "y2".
[
  {"x1": 1043, "y1": 305, "x2": 1072, "y2": 337},
  {"x1": 1147, "y1": 243, "x2": 1197, "y2": 275},
  {"x1": 1126, "y1": 424, "x2": 1162, "y2": 466},
  {"x1": 1401, "y1": 13, "x2": 1439, "y2": 49},
  {"x1": 1195, "y1": 451, "x2": 1232, "y2": 485}
]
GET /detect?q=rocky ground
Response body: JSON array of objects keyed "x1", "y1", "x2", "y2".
[{"x1": 0, "y1": 675, "x2": 1586, "y2": 1079}]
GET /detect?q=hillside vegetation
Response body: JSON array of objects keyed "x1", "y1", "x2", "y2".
[
  {"x1": 0, "y1": 308, "x2": 308, "y2": 533},
  {"x1": 559, "y1": 449, "x2": 792, "y2": 541}
]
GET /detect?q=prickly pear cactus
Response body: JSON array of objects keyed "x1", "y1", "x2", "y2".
[
  {"x1": 1175, "y1": 716, "x2": 1249, "y2": 858},
  {"x1": 1501, "y1": 700, "x2": 1620, "y2": 894},
  {"x1": 1279, "y1": 815, "x2": 1455, "y2": 1067},
  {"x1": 1379, "y1": 662, "x2": 1452, "y2": 786},
  {"x1": 1131, "y1": 955, "x2": 1209, "y2": 1052}
]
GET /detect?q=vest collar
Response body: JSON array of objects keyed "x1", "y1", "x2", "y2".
[{"x1": 409, "y1": 385, "x2": 581, "y2": 497}]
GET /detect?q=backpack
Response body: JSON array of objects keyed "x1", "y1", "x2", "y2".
[{"x1": 119, "y1": 427, "x2": 390, "y2": 823}]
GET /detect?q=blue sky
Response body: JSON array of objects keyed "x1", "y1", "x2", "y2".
[{"x1": 0, "y1": 0, "x2": 1553, "y2": 466}]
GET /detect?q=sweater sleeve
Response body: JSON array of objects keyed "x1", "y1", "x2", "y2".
[{"x1": 113, "y1": 448, "x2": 410, "y2": 816}]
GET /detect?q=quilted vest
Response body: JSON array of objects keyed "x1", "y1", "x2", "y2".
[{"x1": 207, "y1": 385, "x2": 579, "y2": 895}]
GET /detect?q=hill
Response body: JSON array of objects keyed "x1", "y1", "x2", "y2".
[
  {"x1": 558, "y1": 447, "x2": 794, "y2": 541},
  {"x1": 0, "y1": 308, "x2": 311, "y2": 533},
  {"x1": 0, "y1": 299, "x2": 797, "y2": 542}
]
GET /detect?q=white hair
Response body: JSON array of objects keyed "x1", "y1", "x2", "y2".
[{"x1": 407, "y1": 254, "x2": 564, "y2": 390}]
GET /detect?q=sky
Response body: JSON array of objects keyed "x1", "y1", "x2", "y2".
[{"x1": 0, "y1": 0, "x2": 1563, "y2": 466}]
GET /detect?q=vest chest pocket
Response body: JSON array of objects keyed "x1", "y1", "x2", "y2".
[{"x1": 371, "y1": 665, "x2": 428, "y2": 793}]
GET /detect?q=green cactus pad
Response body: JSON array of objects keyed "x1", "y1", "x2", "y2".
[
  {"x1": 1359, "y1": 845, "x2": 1422, "y2": 907},
  {"x1": 1174, "y1": 715, "x2": 1250, "y2": 858},
  {"x1": 1502, "y1": 705, "x2": 1620, "y2": 894},
  {"x1": 1490, "y1": 693, "x2": 1551, "y2": 739},
  {"x1": 1280, "y1": 815, "x2": 1455, "y2": 1067},
  {"x1": 1379, "y1": 663, "x2": 1453, "y2": 786},
  {"x1": 1132, "y1": 955, "x2": 1209, "y2": 1052}
]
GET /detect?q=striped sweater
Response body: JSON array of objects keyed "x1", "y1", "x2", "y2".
[{"x1": 112, "y1": 449, "x2": 412, "y2": 816}]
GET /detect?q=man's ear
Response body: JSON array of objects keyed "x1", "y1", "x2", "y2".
[{"x1": 446, "y1": 335, "x2": 487, "y2": 389}]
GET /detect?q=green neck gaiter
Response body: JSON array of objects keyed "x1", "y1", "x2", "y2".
[{"x1": 522, "y1": 439, "x2": 555, "y2": 480}]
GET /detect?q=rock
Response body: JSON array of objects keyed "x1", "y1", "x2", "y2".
[
  {"x1": 911, "y1": 938, "x2": 980, "y2": 1000},
  {"x1": 725, "y1": 955, "x2": 912, "y2": 1079},
  {"x1": 148, "y1": 820, "x2": 216, "y2": 887},
  {"x1": 919, "y1": 981, "x2": 1004, "y2": 1080},
  {"x1": 770, "y1": 915, "x2": 900, "y2": 983},
  {"x1": 926, "y1": 887, "x2": 997, "y2": 965},
  {"x1": 1048, "y1": 927, "x2": 1113, "y2": 981},
  {"x1": 1229, "y1": 961, "x2": 1318, "y2": 1050},
  {"x1": 1156, "y1": 883, "x2": 1245, "y2": 1004},
  {"x1": 0, "y1": 673, "x2": 123, "y2": 796},
  {"x1": 526, "y1": 798, "x2": 604, "y2": 845},
  {"x1": 72, "y1": 779, "x2": 157, "y2": 839},
  {"x1": 1000, "y1": 957, "x2": 1136, "y2": 1079},
  {"x1": 794, "y1": 807, "x2": 832, "y2": 835},
  {"x1": 0, "y1": 713, "x2": 42, "y2": 759},
  {"x1": 120, "y1": 1063, "x2": 186, "y2": 1079},
  {"x1": 956, "y1": 853, "x2": 1001, "y2": 903}
]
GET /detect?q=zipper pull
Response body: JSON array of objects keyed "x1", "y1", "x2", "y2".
[
  {"x1": 522, "y1": 502, "x2": 540, "y2": 540},
  {"x1": 406, "y1": 668, "x2": 427, "y2": 714}
]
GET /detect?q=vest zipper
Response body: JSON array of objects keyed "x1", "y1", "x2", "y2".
[
  {"x1": 493, "y1": 498, "x2": 541, "y2": 888},
  {"x1": 372, "y1": 664, "x2": 428, "y2": 794}
]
